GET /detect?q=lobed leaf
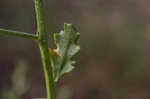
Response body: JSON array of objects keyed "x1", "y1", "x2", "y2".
[{"x1": 49, "y1": 23, "x2": 80, "y2": 82}]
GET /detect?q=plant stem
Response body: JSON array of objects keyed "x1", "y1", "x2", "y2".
[
  {"x1": 0, "y1": 28, "x2": 38, "y2": 40},
  {"x1": 34, "y1": 0, "x2": 56, "y2": 99}
]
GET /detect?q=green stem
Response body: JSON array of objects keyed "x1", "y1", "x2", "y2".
[
  {"x1": 0, "y1": 28, "x2": 38, "y2": 40},
  {"x1": 34, "y1": 0, "x2": 56, "y2": 99}
]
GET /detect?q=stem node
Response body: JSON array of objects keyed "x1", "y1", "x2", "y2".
[{"x1": 34, "y1": 0, "x2": 56, "y2": 99}]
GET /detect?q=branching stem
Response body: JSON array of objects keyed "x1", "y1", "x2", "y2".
[
  {"x1": 0, "y1": 0, "x2": 57, "y2": 99},
  {"x1": 34, "y1": 0, "x2": 56, "y2": 99}
]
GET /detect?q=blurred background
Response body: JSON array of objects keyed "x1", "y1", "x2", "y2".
[{"x1": 0, "y1": 0, "x2": 150, "y2": 99}]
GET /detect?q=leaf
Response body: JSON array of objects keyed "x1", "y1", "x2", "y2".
[{"x1": 49, "y1": 23, "x2": 80, "y2": 82}]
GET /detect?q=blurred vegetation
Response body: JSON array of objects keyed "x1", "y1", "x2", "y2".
[
  {"x1": 1, "y1": 60, "x2": 29, "y2": 99},
  {"x1": 0, "y1": 0, "x2": 150, "y2": 99}
]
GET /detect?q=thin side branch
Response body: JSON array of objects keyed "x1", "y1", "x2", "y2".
[{"x1": 0, "y1": 28, "x2": 38, "y2": 40}]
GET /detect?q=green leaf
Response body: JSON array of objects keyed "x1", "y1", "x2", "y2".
[{"x1": 49, "y1": 23, "x2": 80, "y2": 82}]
